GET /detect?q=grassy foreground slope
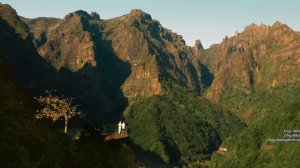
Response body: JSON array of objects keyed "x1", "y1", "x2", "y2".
[{"x1": 0, "y1": 44, "x2": 137, "y2": 168}]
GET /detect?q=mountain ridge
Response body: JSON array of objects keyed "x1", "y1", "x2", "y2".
[
  {"x1": 202, "y1": 20, "x2": 300, "y2": 104},
  {"x1": 26, "y1": 8, "x2": 210, "y2": 101},
  {"x1": 1, "y1": 3, "x2": 300, "y2": 167}
]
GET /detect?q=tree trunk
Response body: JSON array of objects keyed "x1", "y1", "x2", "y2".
[{"x1": 64, "y1": 117, "x2": 68, "y2": 133}]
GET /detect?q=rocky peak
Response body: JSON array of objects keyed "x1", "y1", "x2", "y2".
[
  {"x1": 245, "y1": 23, "x2": 258, "y2": 29},
  {"x1": 0, "y1": 4, "x2": 29, "y2": 38},
  {"x1": 90, "y1": 11, "x2": 100, "y2": 20},
  {"x1": 230, "y1": 21, "x2": 296, "y2": 46},
  {"x1": 194, "y1": 39, "x2": 204, "y2": 50},
  {"x1": 269, "y1": 21, "x2": 296, "y2": 45},
  {"x1": 270, "y1": 21, "x2": 294, "y2": 33},
  {"x1": 244, "y1": 23, "x2": 266, "y2": 31},
  {"x1": 241, "y1": 21, "x2": 290, "y2": 34},
  {"x1": 64, "y1": 10, "x2": 92, "y2": 22},
  {"x1": 74, "y1": 10, "x2": 90, "y2": 17},
  {"x1": 193, "y1": 39, "x2": 204, "y2": 57},
  {"x1": 0, "y1": 4, "x2": 17, "y2": 18},
  {"x1": 240, "y1": 23, "x2": 270, "y2": 37},
  {"x1": 204, "y1": 21, "x2": 300, "y2": 102},
  {"x1": 35, "y1": 10, "x2": 98, "y2": 71},
  {"x1": 128, "y1": 9, "x2": 152, "y2": 21},
  {"x1": 272, "y1": 21, "x2": 283, "y2": 28}
]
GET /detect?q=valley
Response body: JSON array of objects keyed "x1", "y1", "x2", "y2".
[{"x1": 0, "y1": 2, "x2": 300, "y2": 167}]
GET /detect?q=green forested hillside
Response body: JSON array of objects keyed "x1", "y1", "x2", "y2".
[
  {"x1": 210, "y1": 84, "x2": 300, "y2": 167},
  {"x1": 124, "y1": 83, "x2": 245, "y2": 166}
]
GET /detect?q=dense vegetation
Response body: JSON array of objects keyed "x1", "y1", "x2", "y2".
[
  {"x1": 210, "y1": 83, "x2": 300, "y2": 167},
  {"x1": 124, "y1": 82, "x2": 245, "y2": 166},
  {"x1": 0, "y1": 55, "x2": 137, "y2": 168}
]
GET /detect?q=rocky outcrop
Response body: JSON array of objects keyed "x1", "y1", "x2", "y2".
[
  {"x1": 26, "y1": 9, "x2": 209, "y2": 102},
  {"x1": 202, "y1": 22, "x2": 300, "y2": 102},
  {"x1": 31, "y1": 11, "x2": 97, "y2": 71},
  {"x1": 102, "y1": 9, "x2": 208, "y2": 99},
  {"x1": 0, "y1": 4, "x2": 29, "y2": 39},
  {"x1": 24, "y1": 17, "x2": 60, "y2": 48}
]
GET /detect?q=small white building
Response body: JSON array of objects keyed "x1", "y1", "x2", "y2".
[{"x1": 219, "y1": 147, "x2": 228, "y2": 152}]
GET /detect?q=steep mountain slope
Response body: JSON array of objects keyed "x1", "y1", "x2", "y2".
[
  {"x1": 1, "y1": 5, "x2": 130, "y2": 122},
  {"x1": 0, "y1": 33, "x2": 137, "y2": 168},
  {"x1": 201, "y1": 22, "x2": 300, "y2": 121},
  {"x1": 0, "y1": 4, "x2": 57, "y2": 91},
  {"x1": 27, "y1": 9, "x2": 211, "y2": 102},
  {"x1": 200, "y1": 23, "x2": 300, "y2": 167},
  {"x1": 102, "y1": 9, "x2": 211, "y2": 98},
  {"x1": 31, "y1": 11, "x2": 97, "y2": 71}
]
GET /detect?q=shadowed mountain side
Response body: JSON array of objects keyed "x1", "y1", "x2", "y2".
[
  {"x1": 0, "y1": 49, "x2": 137, "y2": 168},
  {"x1": 0, "y1": 15, "x2": 57, "y2": 92},
  {"x1": 27, "y1": 9, "x2": 214, "y2": 103},
  {"x1": 0, "y1": 6, "x2": 131, "y2": 123},
  {"x1": 199, "y1": 62, "x2": 214, "y2": 89},
  {"x1": 55, "y1": 38, "x2": 132, "y2": 122},
  {"x1": 125, "y1": 139, "x2": 172, "y2": 168}
]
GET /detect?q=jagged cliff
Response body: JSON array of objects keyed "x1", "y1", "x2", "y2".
[
  {"x1": 0, "y1": 5, "x2": 127, "y2": 122},
  {"x1": 1, "y1": 4, "x2": 212, "y2": 122},
  {"x1": 103, "y1": 9, "x2": 211, "y2": 99},
  {"x1": 202, "y1": 22, "x2": 300, "y2": 102},
  {"x1": 27, "y1": 9, "x2": 209, "y2": 102},
  {"x1": 205, "y1": 23, "x2": 300, "y2": 168}
]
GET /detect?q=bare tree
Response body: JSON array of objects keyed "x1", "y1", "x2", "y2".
[{"x1": 34, "y1": 90, "x2": 82, "y2": 133}]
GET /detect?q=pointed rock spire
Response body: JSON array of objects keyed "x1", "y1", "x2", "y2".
[{"x1": 194, "y1": 39, "x2": 204, "y2": 49}]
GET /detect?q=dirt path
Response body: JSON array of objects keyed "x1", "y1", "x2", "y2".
[{"x1": 104, "y1": 133, "x2": 128, "y2": 141}]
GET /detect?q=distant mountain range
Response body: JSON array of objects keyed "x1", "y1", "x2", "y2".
[{"x1": 0, "y1": 3, "x2": 299, "y2": 167}]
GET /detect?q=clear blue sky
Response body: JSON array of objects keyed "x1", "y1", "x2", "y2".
[{"x1": 1, "y1": 0, "x2": 300, "y2": 48}]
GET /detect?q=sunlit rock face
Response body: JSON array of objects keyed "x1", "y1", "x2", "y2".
[
  {"x1": 31, "y1": 11, "x2": 97, "y2": 71},
  {"x1": 201, "y1": 22, "x2": 300, "y2": 102},
  {"x1": 28, "y1": 9, "x2": 209, "y2": 102}
]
